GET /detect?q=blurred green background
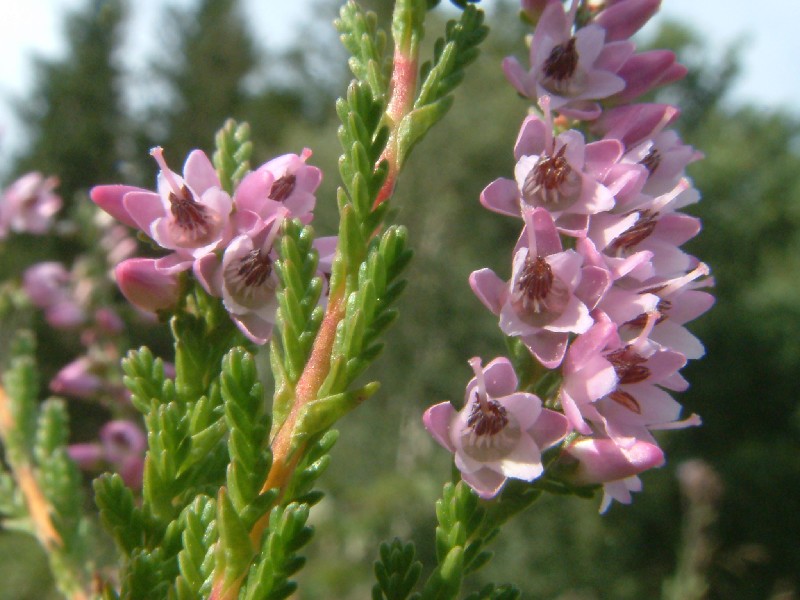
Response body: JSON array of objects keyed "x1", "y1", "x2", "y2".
[{"x1": 1, "y1": 0, "x2": 799, "y2": 598}]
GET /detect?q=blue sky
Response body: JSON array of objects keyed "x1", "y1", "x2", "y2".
[{"x1": 1, "y1": 0, "x2": 797, "y2": 175}]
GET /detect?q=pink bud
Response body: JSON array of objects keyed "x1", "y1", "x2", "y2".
[
  {"x1": 67, "y1": 443, "x2": 104, "y2": 469},
  {"x1": 50, "y1": 357, "x2": 103, "y2": 399},
  {"x1": 592, "y1": 103, "x2": 680, "y2": 147},
  {"x1": 114, "y1": 258, "x2": 180, "y2": 313},
  {"x1": 593, "y1": 0, "x2": 661, "y2": 42},
  {"x1": 615, "y1": 50, "x2": 687, "y2": 102},
  {"x1": 564, "y1": 438, "x2": 665, "y2": 485}
]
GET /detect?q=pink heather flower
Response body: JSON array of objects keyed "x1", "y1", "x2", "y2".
[
  {"x1": 114, "y1": 258, "x2": 180, "y2": 314},
  {"x1": 22, "y1": 261, "x2": 86, "y2": 328},
  {"x1": 558, "y1": 309, "x2": 699, "y2": 447},
  {"x1": 423, "y1": 357, "x2": 569, "y2": 498},
  {"x1": 588, "y1": 180, "x2": 703, "y2": 280},
  {"x1": 592, "y1": 103, "x2": 680, "y2": 148},
  {"x1": 234, "y1": 148, "x2": 322, "y2": 224},
  {"x1": 502, "y1": 0, "x2": 633, "y2": 119},
  {"x1": 0, "y1": 172, "x2": 62, "y2": 236},
  {"x1": 470, "y1": 208, "x2": 606, "y2": 368},
  {"x1": 590, "y1": 0, "x2": 661, "y2": 42},
  {"x1": 195, "y1": 212, "x2": 285, "y2": 344},
  {"x1": 619, "y1": 263, "x2": 715, "y2": 359},
  {"x1": 69, "y1": 420, "x2": 146, "y2": 489},
  {"x1": 623, "y1": 130, "x2": 702, "y2": 197},
  {"x1": 613, "y1": 50, "x2": 687, "y2": 103},
  {"x1": 50, "y1": 357, "x2": 104, "y2": 399},
  {"x1": 481, "y1": 105, "x2": 645, "y2": 236},
  {"x1": 563, "y1": 437, "x2": 664, "y2": 512},
  {"x1": 91, "y1": 148, "x2": 233, "y2": 271}
]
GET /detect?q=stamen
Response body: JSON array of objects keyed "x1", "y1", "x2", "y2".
[
  {"x1": 460, "y1": 358, "x2": 521, "y2": 462},
  {"x1": 542, "y1": 37, "x2": 579, "y2": 87},
  {"x1": 639, "y1": 148, "x2": 661, "y2": 174},
  {"x1": 605, "y1": 346, "x2": 651, "y2": 384},
  {"x1": 150, "y1": 147, "x2": 183, "y2": 198},
  {"x1": 518, "y1": 256, "x2": 554, "y2": 312},
  {"x1": 151, "y1": 147, "x2": 220, "y2": 247},
  {"x1": 608, "y1": 390, "x2": 642, "y2": 414},
  {"x1": 609, "y1": 210, "x2": 659, "y2": 253},
  {"x1": 522, "y1": 145, "x2": 581, "y2": 209},
  {"x1": 270, "y1": 174, "x2": 296, "y2": 201},
  {"x1": 511, "y1": 251, "x2": 571, "y2": 326}
]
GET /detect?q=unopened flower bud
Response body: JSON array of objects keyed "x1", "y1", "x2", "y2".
[{"x1": 114, "y1": 258, "x2": 180, "y2": 313}]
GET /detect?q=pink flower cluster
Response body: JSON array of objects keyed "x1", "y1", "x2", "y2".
[
  {"x1": 424, "y1": 0, "x2": 712, "y2": 511},
  {"x1": 91, "y1": 147, "x2": 332, "y2": 344},
  {"x1": 0, "y1": 172, "x2": 62, "y2": 238}
]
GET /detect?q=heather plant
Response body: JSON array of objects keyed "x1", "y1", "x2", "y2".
[{"x1": 0, "y1": 1, "x2": 715, "y2": 598}]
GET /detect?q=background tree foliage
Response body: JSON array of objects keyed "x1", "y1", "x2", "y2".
[{"x1": 1, "y1": 1, "x2": 798, "y2": 599}]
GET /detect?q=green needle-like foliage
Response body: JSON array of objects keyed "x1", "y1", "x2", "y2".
[
  {"x1": 335, "y1": 80, "x2": 391, "y2": 240},
  {"x1": 221, "y1": 347, "x2": 276, "y2": 529},
  {"x1": 393, "y1": 5, "x2": 488, "y2": 165},
  {"x1": 241, "y1": 503, "x2": 314, "y2": 600},
  {"x1": 271, "y1": 219, "x2": 326, "y2": 429},
  {"x1": 0, "y1": 331, "x2": 92, "y2": 599},
  {"x1": 175, "y1": 495, "x2": 218, "y2": 599},
  {"x1": 337, "y1": 1, "x2": 391, "y2": 99},
  {"x1": 94, "y1": 474, "x2": 149, "y2": 557},
  {"x1": 213, "y1": 118, "x2": 253, "y2": 194},
  {"x1": 372, "y1": 538, "x2": 423, "y2": 600}
]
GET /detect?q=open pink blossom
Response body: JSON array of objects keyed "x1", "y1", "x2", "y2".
[
  {"x1": 195, "y1": 212, "x2": 285, "y2": 344},
  {"x1": 588, "y1": 179, "x2": 702, "y2": 280},
  {"x1": 563, "y1": 437, "x2": 665, "y2": 512},
  {"x1": 91, "y1": 148, "x2": 233, "y2": 272},
  {"x1": 234, "y1": 148, "x2": 322, "y2": 224},
  {"x1": 502, "y1": 0, "x2": 632, "y2": 119},
  {"x1": 481, "y1": 107, "x2": 639, "y2": 236},
  {"x1": 470, "y1": 208, "x2": 606, "y2": 368},
  {"x1": 0, "y1": 171, "x2": 62, "y2": 236},
  {"x1": 619, "y1": 263, "x2": 715, "y2": 359},
  {"x1": 623, "y1": 130, "x2": 702, "y2": 197},
  {"x1": 423, "y1": 357, "x2": 569, "y2": 499}
]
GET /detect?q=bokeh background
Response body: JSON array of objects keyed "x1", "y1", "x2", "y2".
[{"x1": 1, "y1": 1, "x2": 799, "y2": 598}]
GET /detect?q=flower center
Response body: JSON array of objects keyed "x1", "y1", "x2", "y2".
[
  {"x1": 224, "y1": 248, "x2": 277, "y2": 309},
  {"x1": 609, "y1": 210, "x2": 659, "y2": 254},
  {"x1": 639, "y1": 148, "x2": 661, "y2": 174},
  {"x1": 461, "y1": 391, "x2": 521, "y2": 462},
  {"x1": 542, "y1": 37, "x2": 579, "y2": 85},
  {"x1": 605, "y1": 346, "x2": 651, "y2": 384},
  {"x1": 270, "y1": 174, "x2": 297, "y2": 201},
  {"x1": 522, "y1": 145, "x2": 581, "y2": 210},
  {"x1": 167, "y1": 185, "x2": 218, "y2": 247},
  {"x1": 511, "y1": 255, "x2": 570, "y2": 326}
]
